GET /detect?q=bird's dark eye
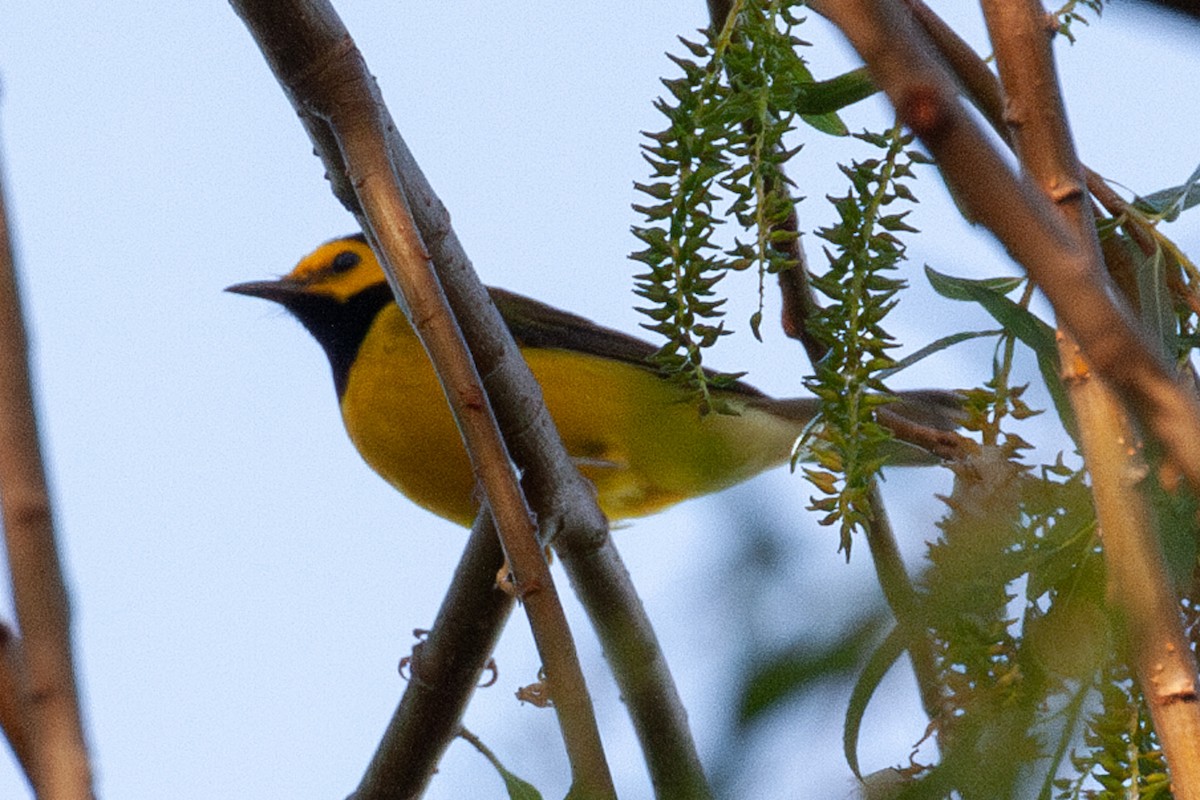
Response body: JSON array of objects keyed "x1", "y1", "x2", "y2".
[{"x1": 330, "y1": 250, "x2": 361, "y2": 274}]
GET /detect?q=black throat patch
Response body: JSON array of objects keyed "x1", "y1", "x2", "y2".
[{"x1": 280, "y1": 282, "x2": 395, "y2": 399}]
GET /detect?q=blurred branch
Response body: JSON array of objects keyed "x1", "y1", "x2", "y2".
[
  {"x1": 1132, "y1": 0, "x2": 1200, "y2": 22},
  {"x1": 875, "y1": 405, "x2": 972, "y2": 462},
  {"x1": 0, "y1": 622, "x2": 33, "y2": 783},
  {"x1": 980, "y1": 3, "x2": 1200, "y2": 798},
  {"x1": 353, "y1": 517, "x2": 513, "y2": 799},
  {"x1": 0, "y1": 123, "x2": 94, "y2": 797},
  {"x1": 556, "y1": 544, "x2": 713, "y2": 799},
  {"x1": 900, "y1": 0, "x2": 1007, "y2": 137},
  {"x1": 228, "y1": 3, "x2": 614, "y2": 797},
  {"x1": 814, "y1": 0, "x2": 1200, "y2": 500},
  {"x1": 863, "y1": 484, "x2": 942, "y2": 722}
]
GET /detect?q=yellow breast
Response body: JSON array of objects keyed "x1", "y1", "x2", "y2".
[{"x1": 339, "y1": 304, "x2": 803, "y2": 525}]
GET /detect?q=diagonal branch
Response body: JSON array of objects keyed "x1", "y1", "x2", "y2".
[
  {"x1": 0, "y1": 121, "x2": 94, "y2": 798},
  {"x1": 899, "y1": 0, "x2": 1162, "y2": 304},
  {"x1": 229, "y1": 3, "x2": 712, "y2": 797},
  {"x1": 813, "y1": 0, "x2": 1200, "y2": 501},
  {"x1": 0, "y1": 622, "x2": 33, "y2": 780},
  {"x1": 287, "y1": 11, "x2": 710, "y2": 797},
  {"x1": 980, "y1": 3, "x2": 1200, "y2": 798},
  {"x1": 227, "y1": 3, "x2": 614, "y2": 797}
]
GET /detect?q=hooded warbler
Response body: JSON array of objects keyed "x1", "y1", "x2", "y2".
[{"x1": 229, "y1": 235, "x2": 957, "y2": 525}]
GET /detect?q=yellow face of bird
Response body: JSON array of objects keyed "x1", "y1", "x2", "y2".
[{"x1": 281, "y1": 236, "x2": 386, "y2": 301}]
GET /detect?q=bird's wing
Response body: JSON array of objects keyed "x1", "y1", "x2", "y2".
[{"x1": 487, "y1": 286, "x2": 769, "y2": 399}]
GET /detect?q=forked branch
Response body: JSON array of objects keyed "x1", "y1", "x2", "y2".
[
  {"x1": 980, "y1": 2, "x2": 1200, "y2": 797},
  {"x1": 815, "y1": 0, "x2": 1200, "y2": 501}
]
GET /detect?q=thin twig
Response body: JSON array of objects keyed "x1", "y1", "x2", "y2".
[
  {"x1": 814, "y1": 0, "x2": 1200, "y2": 500},
  {"x1": 0, "y1": 121, "x2": 94, "y2": 798},
  {"x1": 980, "y1": 3, "x2": 1200, "y2": 797},
  {"x1": 394, "y1": 111, "x2": 714, "y2": 800},
  {"x1": 555, "y1": 545, "x2": 713, "y2": 799},
  {"x1": 228, "y1": 3, "x2": 614, "y2": 797},
  {"x1": 352, "y1": 517, "x2": 513, "y2": 799},
  {"x1": 379, "y1": 95, "x2": 710, "y2": 800},
  {"x1": 863, "y1": 484, "x2": 942, "y2": 721},
  {"x1": 875, "y1": 406, "x2": 972, "y2": 462}
]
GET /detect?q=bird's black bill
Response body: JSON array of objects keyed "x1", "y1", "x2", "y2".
[{"x1": 225, "y1": 279, "x2": 304, "y2": 304}]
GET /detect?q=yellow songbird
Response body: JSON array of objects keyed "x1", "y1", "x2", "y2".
[{"x1": 229, "y1": 234, "x2": 957, "y2": 525}]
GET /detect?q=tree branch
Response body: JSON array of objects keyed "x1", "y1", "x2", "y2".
[
  {"x1": 814, "y1": 0, "x2": 1200, "y2": 501},
  {"x1": 980, "y1": 3, "x2": 1200, "y2": 798},
  {"x1": 0, "y1": 622, "x2": 33, "y2": 785},
  {"x1": 228, "y1": 3, "x2": 614, "y2": 796},
  {"x1": 900, "y1": 0, "x2": 1162, "y2": 304},
  {"x1": 1131, "y1": 0, "x2": 1200, "y2": 23},
  {"x1": 863, "y1": 483, "x2": 943, "y2": 723},
  {"x1": 285, "y1": 6, "x2": 711, "y2": 793},
  {"x1": 0, "y1": 120, "x2": 94, "y2": 798}
]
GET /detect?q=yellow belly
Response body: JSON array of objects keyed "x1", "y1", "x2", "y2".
[{"x1": 339, "y1": 304, "x2": 804, "y2": 526}]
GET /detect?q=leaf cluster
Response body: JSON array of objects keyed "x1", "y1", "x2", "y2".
[
  {"x1": 1055, "y1": 665, "x2": 1170, "y2": 800},
  {"x1": 631, "y1": 0, "x2": 844, "y2": 411},
  {"x1": 627, "y1": 8, "x2": 1200, "y2": 798},
  {"x1": 801, "y1": 127, "x2": 921, "y2": 555},
  {"x1": 886, "y1": 184, "x2": 1200, "y2": 794},
  {"x1": 1051, "y1": 0, "x2": 1106, "y2": 44},
  {"x1": 912, "y1": 439, "x2": 1106, "y2": 798},
  {"x1": 1103, "y1": 162, "x2": 1200, "y2": 367}
]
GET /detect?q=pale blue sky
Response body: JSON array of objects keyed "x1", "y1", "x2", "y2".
[{"x1": 0, "y1": 3, "x2": 1196, "y2": 798}]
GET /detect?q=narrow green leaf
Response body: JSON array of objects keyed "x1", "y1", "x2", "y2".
[
  {"x1": 924, "y1": 266, "x2": 1023, "y2": 301},
  {"x1": 1132, "y1": 161, "x2": 1200, "y2": 221},
  {"x1": 501, "y1": 772, "x2": 543, "y2": 800},
  {"x1": 1136, "y1": 245, "x2": 1179, "y2": 360},
  {"x1": 926, "y1": 268, "x2": 1054, "y2": 357},
  {"x1": 925, "y1": 266, "x2": 1076, "y2": 439},
  {"x1": 844, "y1": 624, "x2": 907, "y2": 780},
  {"x1": 739, "y1": 615, "x2": 886, "y2": 724},
  {"x1": 877, "y1": 329, "x2": 1003, "y2": 378},
  {"x1": 800, "y1": 110, "x2": 849, "y2": 137},
  {"x1": 459, "y1": 730, "x2": 544, "y2": 800}
]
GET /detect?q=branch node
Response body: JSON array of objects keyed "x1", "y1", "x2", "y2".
[
  {"x1": 897, "y1": 84, "x2": 952, "y2": 141},
  {"x1": 1049, "y1": 178, "x2": 1085, "y2": 205},
  {"x1": 1002, "y1": 98, "x2": 1024, "y2": 128},
  {"x1": 1158, "y1": 688, "x2": 1200, "y2": 707}
]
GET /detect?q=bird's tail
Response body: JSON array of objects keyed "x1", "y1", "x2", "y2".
[{"x1": 751, "y1": 389, "x2": 967, "y2": 465}]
